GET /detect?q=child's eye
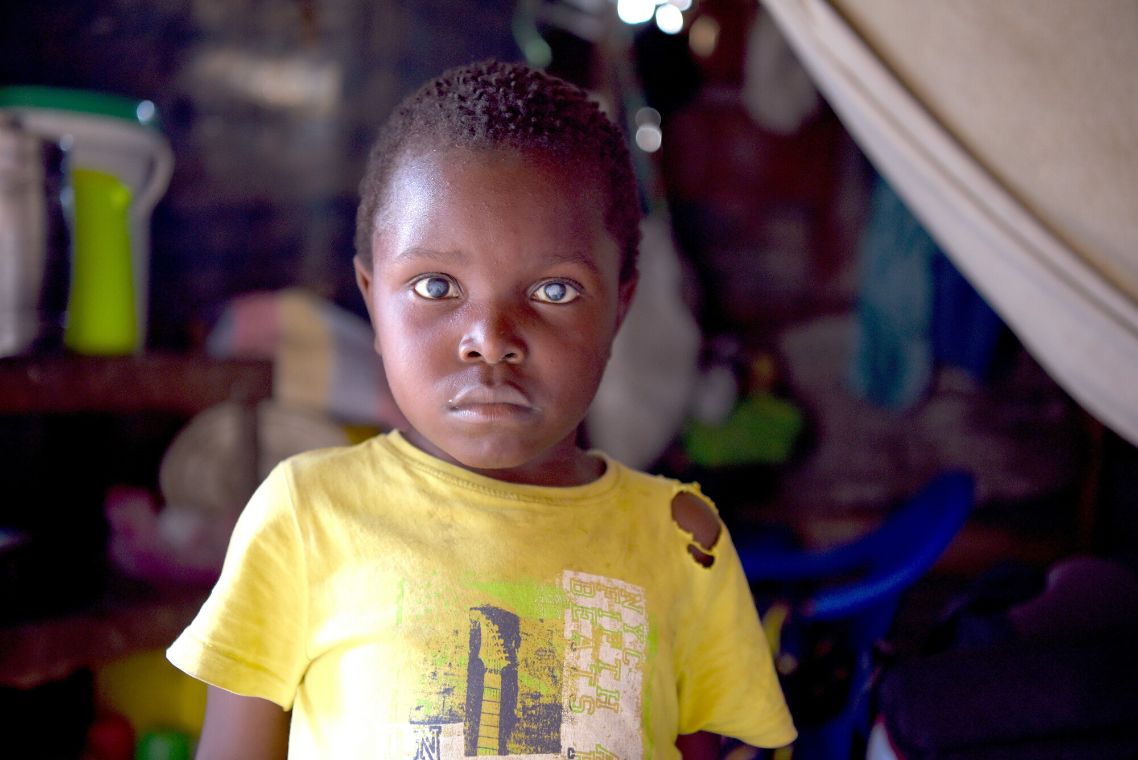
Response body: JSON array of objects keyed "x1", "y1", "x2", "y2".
[
  {"x1": 412, "y1": 275, "x2": 459, "y2": 300},
  {"x1": 531, "y1": 280, "x2": 581, "y2": 304}
]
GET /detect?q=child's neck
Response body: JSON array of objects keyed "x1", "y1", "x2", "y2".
[{"x1": 399, "y1": 428, "x2": 605, "y2": 488}]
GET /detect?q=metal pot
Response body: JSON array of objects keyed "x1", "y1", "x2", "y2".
[{"x1": 0, "y1": 115, "x2": 70, "y2": 357}]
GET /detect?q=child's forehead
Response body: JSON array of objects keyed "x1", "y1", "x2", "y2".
[
  {"x1": 373, "y1": 146, "x2": 620, "y2": 273},
  {"x1": 386, "y1": 144, "x2": 606, "y2": 213},
  {"x1": 396, "y1": 142, "x2": 591, "y2": 182}
]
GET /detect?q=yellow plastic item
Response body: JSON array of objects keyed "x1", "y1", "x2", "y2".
[
  {"x1": 64, "y1": 167, "x2": 138, "y2": 354},
  {"x1": 94, "y1": 649, "x2": 207, "y2": 739}
]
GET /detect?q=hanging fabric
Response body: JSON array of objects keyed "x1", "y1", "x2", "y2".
[{"x1": 762, "y1": 0, "x2": 1138, "y2": 446}]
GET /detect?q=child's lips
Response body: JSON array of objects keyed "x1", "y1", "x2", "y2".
[{"x1": 447, "y1": 383, "x2": 535, "y2": 415}]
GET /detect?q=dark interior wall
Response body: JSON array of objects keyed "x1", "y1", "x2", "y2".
[
  {"x1": 2, "y1": 1, "x2": 1117, "y2": 541},
  {"x1": 0, "y1": 0, "x2": 521, "y2": 348}
]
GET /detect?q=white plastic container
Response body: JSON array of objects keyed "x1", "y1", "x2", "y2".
[{"x1": 0, "y1": 87, "x2": 173, "y2": 351}]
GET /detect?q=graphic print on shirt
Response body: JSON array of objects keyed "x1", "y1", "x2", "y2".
[
  {"x1": 407, "y1": 570, "x2": 648, "y2": 759},
  {"x1": 560, "y1": 571, "x2": 647, "y2": 759},
  {"x1": 467, "y1": 606, "x2": 521, "y2": 755}
]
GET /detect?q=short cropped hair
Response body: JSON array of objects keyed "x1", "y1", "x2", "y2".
[{"x1": 355, "y1": 60, "x2": 641, "y2": 282}]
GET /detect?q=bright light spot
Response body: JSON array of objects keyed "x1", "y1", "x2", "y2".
[
  {"x1": 689, "y1": 15, "x2": 720, "y2": 57},
  {"x1": 668, "y1": 0, "x2": 693, "y2": 10},
  {"x1": 635, "y1": 124, "x2": 663, "y2": 153},
  {"x1": 635, "y1": 106, "x2": 661, "y2": 127},
  {"x1": 617, "y1": 0, "x2": 656, "y2": 25},
  {"x1": 655, "y1": 4, "x2": 684, "y2": 34},
  {"x1": 135, "y1": 100, "x2": 156, "y2": 124}
]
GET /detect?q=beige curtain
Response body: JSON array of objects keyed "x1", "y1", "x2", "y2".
[{"x1": 762, "y1": 0, "x2": 1138, "y2": 446}]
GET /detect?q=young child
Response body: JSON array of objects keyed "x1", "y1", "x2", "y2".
[{"x1": 168, "y1": 60, "x2": 795, "y2": 759}]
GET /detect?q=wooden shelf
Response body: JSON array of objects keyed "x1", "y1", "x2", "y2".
[
  {"x1": 0, "y1": 353, "x2": 272, "y2": 689},
  {"x1": 0, "y1": 353, "x2": 272, "y2": 414},
  {"x1": 0, "y1": 576, "x2": 208, "y2": 689}
]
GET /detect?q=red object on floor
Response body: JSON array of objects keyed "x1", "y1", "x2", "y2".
[{"x1": 84, "y1": 711, "x2": 136, "y2": 760}]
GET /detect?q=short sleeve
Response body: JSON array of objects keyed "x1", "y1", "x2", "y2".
[
  {"x1": 167, "y1": 462, "x2": 309, "y2": 709},
  {"x1": 674, "y1": 520, "x2": 797, "y2": 747}
]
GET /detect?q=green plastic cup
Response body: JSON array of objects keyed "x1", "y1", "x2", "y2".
[{"x1": 64, "y1": 166, "x2": 138, "y2": 354}]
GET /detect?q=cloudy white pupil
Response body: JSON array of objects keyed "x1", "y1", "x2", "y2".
[{"x1": 542, "y1": 282, "x2": 567, "y2": 301}]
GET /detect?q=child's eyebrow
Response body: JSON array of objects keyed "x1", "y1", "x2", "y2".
[
  {"x1": 539, "y1": 249, "x2": 602, "y2": 275},
  {"x1": 395, "y1": 246, "x2": 603, "y2": 274},
  {"x1": 391, "y1": 247, "x2": 469, "y2": 267}
]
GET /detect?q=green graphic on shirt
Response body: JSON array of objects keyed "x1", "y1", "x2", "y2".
[{"x1": 466, "y1": 577, "x2": 567, "y2": 621}]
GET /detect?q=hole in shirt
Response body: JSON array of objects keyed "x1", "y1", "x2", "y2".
[{"x1": 671, "y1": 491, "x2": 721, "y2": 568}]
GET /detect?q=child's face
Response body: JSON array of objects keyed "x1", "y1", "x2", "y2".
[{"x1": 356, "y1": 147, "x2": 636, "y2": 486}]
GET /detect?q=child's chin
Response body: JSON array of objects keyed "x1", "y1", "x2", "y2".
[{"x1": 410, "y1": 431, "x2": 532, "y2": 471}]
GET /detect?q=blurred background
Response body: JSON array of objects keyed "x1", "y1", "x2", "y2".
[{"x1": 1, "y1": 1, "x2": 1135, "y2": 758}]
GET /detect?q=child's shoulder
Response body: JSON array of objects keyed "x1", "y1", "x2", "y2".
[
  {"x1": 273, "y1": 434, "x2": 383, "y2": 484},
  {"x1": 606, "y1": 458, "x2": 722, "y2": 555},
  {"x1": 612, "y1": 459, "x2": 716, "y2": 509}
]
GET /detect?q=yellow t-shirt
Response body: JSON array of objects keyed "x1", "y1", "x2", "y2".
[{"x1": 168, "y1": 431, "x2": 795, "y2": 757}]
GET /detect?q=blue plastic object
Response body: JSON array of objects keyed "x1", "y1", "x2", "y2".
[{"x1": 736, "y1": 471, "x2": 974, "y2": 759}]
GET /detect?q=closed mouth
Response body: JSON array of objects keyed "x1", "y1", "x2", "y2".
[{"x1": 447, "y1": 384, "x2": 534, "y2": 412}]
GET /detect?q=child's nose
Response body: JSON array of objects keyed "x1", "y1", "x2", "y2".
[{"x1": 458, "y1": 304, "x2": 526, "y2": 365}]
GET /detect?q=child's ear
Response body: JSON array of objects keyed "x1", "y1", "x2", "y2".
[
  {"x1": 354, "y1": 256, "x2": 381, "y2": 348},
  {"x1": 354, "y1": 255, "x2": 374, "y2": 305},
  {"x1": 615, "y1": 272, "x2": 638, "y2": 331}
]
